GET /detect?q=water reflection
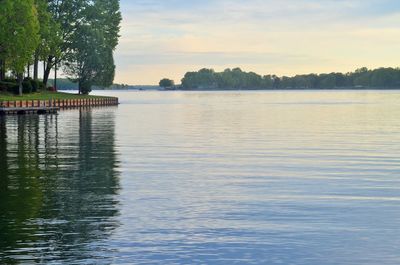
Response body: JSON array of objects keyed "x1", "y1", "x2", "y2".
[
  {"x1": 106, "y1": 91, "x2": 400, "y2": 264},
  {"x1": 2, "y1": 91, "x2": 400, "y2": 264},
  {"x1": 0, "y1": 109, "x2": 120, "y2": 264}
]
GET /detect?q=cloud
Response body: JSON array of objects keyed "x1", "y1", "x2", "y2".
[
  {"x1": 116, "y1": 51, "x2": 319, "y2": 66},
  {"x1": 115, "y1": 0, "x2": 400, "y2": 84}
]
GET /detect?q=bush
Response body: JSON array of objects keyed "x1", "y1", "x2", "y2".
[
  {"x1": 30, "y1": 79, "x2": 40, "y2": 92},
  {"x1": 38, "y1": 82, "x2": 46, "y2": 91},
  {"x1": 0, "y1": 81, "x2": 18, "y2": 94},
  {"x1": 3, "y1": 78, "x2": 16, "y2": 83},
  {"x1": 0, "y1": 81, "x2": 14, "y2": 90},
  {"x1": 22, "y1": 80, "x2": 33, "y2": 93}
]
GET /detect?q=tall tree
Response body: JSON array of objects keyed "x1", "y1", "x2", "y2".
[
  {"x1": 0, "y1": 0, "x2": 40, "y2": 95},
  {"x1": 33, "y1": 0, "x2": 61, "y2": 81},
  {"x1": 0, "y1": 0, "x2": 12, "y2": 81},
  {"x1": 43, "y1": 0, "x2": 83, "y2": 86},
  {"x1": 63, "y1": 0, "x2": 121, "y2": 94}
]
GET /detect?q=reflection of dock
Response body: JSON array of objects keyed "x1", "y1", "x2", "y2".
[{"x1": 0, "y1": 107, "x2": 59, "y2": 115}]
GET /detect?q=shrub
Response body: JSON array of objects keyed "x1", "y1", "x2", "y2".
[
  {"x1": 3, "y1": 78, "x2": 17, "y2": 83},
  {"x1": 0, "y1": 81, "x2": 14, "y2": 91},
  {"x1": 38, "y1": 82, "x2": 46, "y2": 91},
  {"x1": 22, "y1": 80, "x2": 33, "y2": 93},
  {"x1": 0, "y1": 81, "x2": 18, "y2": 94},
  {"x1": 30, "y1": 79, "x2": 40, "y2": 92}
]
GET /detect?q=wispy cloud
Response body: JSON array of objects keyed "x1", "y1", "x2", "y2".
[{"x1": 115, "y1": 0, "x2": 400, "y2": 84}]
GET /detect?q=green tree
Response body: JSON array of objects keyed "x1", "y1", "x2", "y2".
[
  {"x1": 179, "y1": 67, "x2": 400, "y2": 90},
  {"x1": 159, "y1": 78, "x2": 174, "y2": 88},
  {"x1": 0, "y1": 0, "x2": 8, "y2": 81},
  {"x1": 32, "y1": 0, "x2": 61, "y2": 82},
  {"x1": 353, "y1": 68, "x2": 371, "y2": 87},
  {"x1": 63, "y1": 0, "x2": 121, "y2": 94},
  {"x1": 0, "y1": 0, "x2": 40, "y2": 95},
  {"x1": 42, "y1": 0, "x2": 83, "y2": 87}
]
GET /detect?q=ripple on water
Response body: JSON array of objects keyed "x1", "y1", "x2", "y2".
[{"x1": 1, "y1": 91, "x2": 400, "y2": 264}]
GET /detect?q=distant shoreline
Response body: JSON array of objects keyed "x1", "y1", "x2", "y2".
[
  {"x1": 174, "y1": 87, "x2": 400, "y2": 91},
  {"x1": 71, "y1": 87, "x2": 400, "y2": 92},
  {"x1": 177, "y1": 67, "x2": 400, "y2": 91}
]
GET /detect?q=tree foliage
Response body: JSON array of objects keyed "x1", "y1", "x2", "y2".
[
  {"x1": 0, "y1": 0, "x2": 40, "y2": 95},
  {"x1": 0, "y1": 0, "x2": 121, "y2": 95},
  {"x1": 159, "y1": 78, "x2": 174, "y2": 88},
  {"x1": 0, "y1": 0, "x2": 40, "y2": 72},
  {"x1": 35, "y1": 0, "x2": 62, "y2": 65},
  {"x1": 62, "y1": 0, "x2": 121, "y2": 94},
  {"x1": 181, "y1": 67, "x2": 400, "y2": 90}
]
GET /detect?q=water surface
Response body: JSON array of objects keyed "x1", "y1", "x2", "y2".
[{"x1": 1, "y1": 90, "x2": 400, "y2": 264}]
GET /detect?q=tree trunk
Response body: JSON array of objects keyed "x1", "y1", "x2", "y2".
[
  {"x1": 33, "y1": 51, "x2": 39, "y2": 80},
  {"x1": 43, "y1": 56, "x2": 54, "y2": 86},
  {"x1": 78, "y1": 80, "x2": 81, "y2": 95},
  {"x1": 18, "y1": 74, "x2": 23, "y2": 96},
  {"x1": 27, "y1": 64, "x2": 30, "y2": 78},
  {"x1": 0, "y1": 59, "x2": 5, "y2": 81},
  {"x1": 54, "y1": 58, "x2": 58, "y2": 91}
]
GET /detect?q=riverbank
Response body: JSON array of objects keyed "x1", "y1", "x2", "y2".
[
  {"x1": 0, "y1": 91, "x2": 118, "y2": 114},
  {"x1": 176, "y1": 87, "x2": 400, "y2": 91},
  {"x1": 0, "y1": 91, "x2": 111, "y2": 101}
]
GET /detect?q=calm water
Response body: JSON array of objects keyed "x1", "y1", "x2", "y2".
[{"x1": 1, "y1": 90, "x2": 400, "y2": 264}]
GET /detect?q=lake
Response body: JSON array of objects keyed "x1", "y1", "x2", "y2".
[{"x1": 1, "y1": 90, "x2": 400, "y2": 264}]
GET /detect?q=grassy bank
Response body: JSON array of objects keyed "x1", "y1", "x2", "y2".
[{"x1": 0, "y1": 91, "x2": 112, "y2": 101}]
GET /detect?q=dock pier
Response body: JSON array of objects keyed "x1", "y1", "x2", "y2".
[{"x1": 0, "y1": 97, "x2": 118, "y2": 115}]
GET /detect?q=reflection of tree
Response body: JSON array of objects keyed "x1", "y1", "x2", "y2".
[
  {"x1": 0, "y1": 116, "x2": 44, "y2": 265},
  {"x1": 37, "y1": 109, "x2": 120, "y2": 262},
  {"x1": 0, "y1": 109, "x2": 119, "y2": 264},
  {"x1": 0, "y1": 117, "x2": 8, "y2": 185},
  {"x1": 0, "y1": 117, "x2": 12, "y2": 259}
]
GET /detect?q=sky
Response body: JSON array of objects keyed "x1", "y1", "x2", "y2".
[{"x1": 114, "y1": 0, "x2": 400, "y2": 85}]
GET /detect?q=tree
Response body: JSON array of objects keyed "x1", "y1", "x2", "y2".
[
  {"x1": 179, "y1": 67, "x2": 400, "y2": 90},
  {"x1": 0, "y1": 0, "x2": 122, "y2": 95},
  {"x1": 62, "y1": 0, "x2": 122, "y2": 94},
  {"x1": 33, "y1": 0, "x2": 61, "y2": 82},
  {"x1": 42, "y1": 0, "x2": 83, "y2": 87},
  {"x1": 0, "y1": 0, "x2": 8, "y2": 81},
  {"x1": 159, "y1": 78, "x2": 174, "y2": 88},
  {"x1": 0, "y1": 0, "x2": 40, "y2": 95}
]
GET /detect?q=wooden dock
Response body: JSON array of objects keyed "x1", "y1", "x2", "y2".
[
  {"x1": 0, "y1": 97, "x2": 118, "y2": 115},
  {"x1": 0, "y1": 106, "x2": 59, "y2": 115}
]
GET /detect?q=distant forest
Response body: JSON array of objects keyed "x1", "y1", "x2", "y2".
[{"x1": 180, "y1": 67, "x2": 400, "y2": 90}]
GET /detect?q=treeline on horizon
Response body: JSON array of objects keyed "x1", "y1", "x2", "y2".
[
  {"x1": 0, "y1": 0, "x2": 121, "y2": 95},
  {"x1": 180, "y1": 67, "x2": 400, "y2": 90}
]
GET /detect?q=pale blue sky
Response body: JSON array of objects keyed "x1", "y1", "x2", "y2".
[{"x1": 115, "y1": 0, "x2": 400, "y2": 84}]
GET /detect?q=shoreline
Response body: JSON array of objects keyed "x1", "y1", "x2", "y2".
[
  {"x1": 172, "y1": 87, "x2": 400, "y2": 91},
  {"x1": 0, "y1": 97, "x2": 118, "y2": 107},
  {"x1": 0, "y1": 91, "x2": 115, "y2": 101},
  {"x1": 0, "y1": 92, "x2": 118, "y2": 115}
]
